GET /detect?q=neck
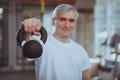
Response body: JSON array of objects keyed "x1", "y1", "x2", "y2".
[{"x1": 53, "y1": 33, "x2": 70, "y2": 43}]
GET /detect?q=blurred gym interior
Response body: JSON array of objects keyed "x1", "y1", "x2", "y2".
[{"x1": 0, "y1": 0, "x2": 120, "y2": 80}]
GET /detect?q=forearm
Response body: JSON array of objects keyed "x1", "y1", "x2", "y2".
[{"x1": 82, "y1": 70, "x2": 91, "y2": 80}]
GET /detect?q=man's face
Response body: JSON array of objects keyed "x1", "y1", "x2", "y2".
[{"x1": 54, "y1": 10, "x2": 76, "y2": 38}]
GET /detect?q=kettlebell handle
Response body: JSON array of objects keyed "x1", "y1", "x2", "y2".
[{"x1": 16, "y1": 26, "x2": 47, "y2": 47}]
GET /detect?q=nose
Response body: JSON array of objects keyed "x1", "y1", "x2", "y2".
[{"x1": 65, "y1": 20, "x2": 70, "y2": 28}]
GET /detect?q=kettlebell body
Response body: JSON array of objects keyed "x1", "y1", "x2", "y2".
[{"x1": 16, "y1": 27, "x2": 47, "y2": 58}]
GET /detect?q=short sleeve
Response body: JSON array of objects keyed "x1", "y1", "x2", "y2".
[{"x1": 81, "y1": 49, "x2": 91, "y2": 71}]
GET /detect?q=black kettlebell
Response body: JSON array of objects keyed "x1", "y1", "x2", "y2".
[{"x1": 16, "y1": 26, "x2": 47, "y2": 58}]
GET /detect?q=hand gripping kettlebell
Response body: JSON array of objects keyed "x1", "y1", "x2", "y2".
[{"x1": 16, "y1": 26, "x2": 47, "y2": 58}]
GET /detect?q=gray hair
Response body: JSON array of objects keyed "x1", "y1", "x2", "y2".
[{"x1": 52, "y1": 4, "x2": 79, "y2": 21}]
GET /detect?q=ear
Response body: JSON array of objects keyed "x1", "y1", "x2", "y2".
[{"x1": 52, "y1": 18, "x2": 55, "y2": 25}]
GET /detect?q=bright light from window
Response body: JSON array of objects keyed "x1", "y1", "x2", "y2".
[{"x1": 0, "y1": 8, "x2": 3, "y2": 14}]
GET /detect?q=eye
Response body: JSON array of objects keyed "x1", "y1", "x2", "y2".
[
  {"x1": 69, "y1": 19, "x2": 75, "y2": 23},
  {"x1": 59, "y1": 18, "x2": 66, "y2": 21}
]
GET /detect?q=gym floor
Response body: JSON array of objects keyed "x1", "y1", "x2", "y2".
[{"x1": 0, "y1": 70, "x2": 35, "y2": 80}]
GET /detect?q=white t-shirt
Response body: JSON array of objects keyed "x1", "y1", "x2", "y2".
[{"x1": 35, "y1": 35, "x2": 91, "y2": 80}]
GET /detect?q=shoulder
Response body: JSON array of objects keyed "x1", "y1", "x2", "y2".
[
  {"x1": 70, "y1": 40, "x2": 89, "y2": 56},
  {"x1": 43, "y1": 35, "x2": 56, "y2": 48},
  {"x1": 70, "y1": 40, "x2": 85, "y2": 50}
]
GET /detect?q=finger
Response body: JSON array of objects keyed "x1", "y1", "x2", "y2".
[
  {"x1": 34, "y1": 18, "x2": 41, "y2": 30},
  {"x1": 34, "y1": 31, "x2": 41, "y2": 35},
  {"x1": 24, "y1": 22, "x2": 29, "y2": 33},
  {"x1": 25, "y1": 19, "x2": 35, "y2": 33},
  {"x1": 22, "y1": 19, "x2": 31, "y2": 32},
  {"x1": 30, "y1": 19, "x2": 40, "y2": 33},
  {"x1": 36, "y1": 23, "x2": 41, "y2": 31},
  {"x1": 31, "y1": 23, "x2": 36, "y2": 32}
]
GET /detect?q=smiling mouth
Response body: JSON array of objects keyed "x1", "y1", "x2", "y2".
[
  {"x1": 62, "y1": 27, "x2": 70, "y2": 31},
  {"x1": 63, "y1": 29, "x2": 69, "y2": 33}
]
